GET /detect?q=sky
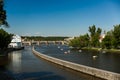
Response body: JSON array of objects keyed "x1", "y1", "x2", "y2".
[{"x1": 3, "y1": 0, "x2": 120, "y2": 37}]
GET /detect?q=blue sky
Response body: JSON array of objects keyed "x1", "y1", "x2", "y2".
[{"x1": 4, "y1": 0, "x2": 120, "y2": 37}]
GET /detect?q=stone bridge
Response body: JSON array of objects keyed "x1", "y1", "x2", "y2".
[{"x1": 22, "y1": 41, "x2": 66, "y2": 46}]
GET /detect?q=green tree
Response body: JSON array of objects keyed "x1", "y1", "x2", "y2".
[
  {"x1": 102, "y1": 35, "x2": 112, "y2": 49},
  {"x1": 0, "y1": 0, "x2": 9, "y2": 27},
  {"x1": 89, "y1": 25, "x2": 102, "y2": 47},
  {"x1": 69, "y1": 34, "x2": 90, "y2": 48},
  {"x1": 89, "y1": 25, "x2": 96, "y2": 37},
  {"x1": 102, "y1": 30, "x2": 117, "y2": 49},
  {"x1": 0, "y1": 28, "x2": 12, "y2": 50},
  {"x1": 97, "y1": 28, "x2": 102, "y2": 35},
  {"x1": 69, "y1": 37, "x2": 81, "y2": 48},
  {"x1": 112, "y1": 24, "x2": 120, "y2": 48},
  {"x1": 80, "y1": 33, "x2": 90, "y2": 47}
]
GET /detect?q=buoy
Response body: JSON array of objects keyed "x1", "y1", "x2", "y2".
[
  {"x1": 64, "y1": 51, "x2": 68, "y2": 54},
  {"x1": 61, "y1": 49, "x2": 63, "y2": 51},
  {"x1": 79, "y1": 50, "x2": 82, "y2": 52},
  {"x1": 102, "y1": 51, "x2": 106, "y2": 54},
  {"x1": 68, "y1": 50, "x2": 70, "y2": 53},
  {"x1": 93, "y1": 56, "x2": 97, "y2": 59}
]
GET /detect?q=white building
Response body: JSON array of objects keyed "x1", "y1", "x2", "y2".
[
  {"x1": 9, "y1": 35, "x2": 22, "y2": 48},
  {"x1": 64, "y1": 37, "x2": 74, "y2": 41},
  {"x1": 99, "y1": 34, "x2": 106, "y2": 43},
  {"x1": 64, "y1": 37, "x2": 75, "y2": 44}
]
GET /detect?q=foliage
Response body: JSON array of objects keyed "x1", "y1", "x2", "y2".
[
  {"x1": 89, "y1": 25, "x2": 102, "y2": 47},
  {"x1": 101, "y1": 25, "x2": 120, "y2": 49},
  {"x1": 69, "y1": 34, "x2": 90, "y2": 48},
  {"x1": 112, "y1": 24, "x2": 120, "y2": 48},
  {"x1": 102, "y1": 35, "x2": 112, "y2": 49},
  {"x1": 69, "y1": 37, "x2": 81, "y2": 48},
  {"x1": 89, "y1": 25, "x2": 96, "y2": 37},
  {"x1": 69, "y1": 24, "x2": 120, "y2": 49},
  {"x1": 0, "y1": 28, "x2": 12, "y2": 50},
  {"x1": 0, "y1": 0, "x2": 9, "y2": 27},
  {"x1": 21, "y1": 36, "x2": 68, "y2": 41}
]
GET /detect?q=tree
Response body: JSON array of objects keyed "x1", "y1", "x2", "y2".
[
  {"x1": 69, "y1": 37, "x2": 81, "y2": 48},
  {"x1": 102, "y1": 29, "x2": 117, "y2": 49},
  {"x1": 69, "y1": 34, "x2": 90, "y2": 48},
  {"x1": 0, "y1": 28, "x2": 12, "y2": 50},
  {"x1": 79, "y1": 33, "x2": 90, "y2": 47},
  {"x1": 0, "y1": 0, "x2": 9, "y2": 27},
  {"x1": 97, "y1": 28, "x2": 102, "y2": 35},
  {"x1": 89, "y1": 25, "x2": 96, "y2": 37},
  {"x1": 102, "y1": 35, "x2": 112, "y2": 49},
  {"x1": 88, "y1": 25, "x2": 102, "y2": 47},
  {"x1": 112, "y1": 24, "x2": 120, "y2": 48}
]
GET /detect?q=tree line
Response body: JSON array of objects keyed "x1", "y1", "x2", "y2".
[
  {"x1": 69, "y1": 24, "x2": 120, "y2": 49},
  {"x1": 0, "y1": 0, "x2": 11, "y2": 53},
  {"x1": 22, "y1": 36, "x2": 68, "y2": 41}
]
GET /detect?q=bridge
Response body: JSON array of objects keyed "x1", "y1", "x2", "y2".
[{"x1": 22, "y1": 40, "x2": 66, "y2": 46}]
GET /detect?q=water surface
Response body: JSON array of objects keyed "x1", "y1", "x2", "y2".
[
  {"x1": 3, "y1": 46, "x2": 104, "y2": 80},
  {"x1": 35, "y1": 44, "x2": 120, "y2": 74}
]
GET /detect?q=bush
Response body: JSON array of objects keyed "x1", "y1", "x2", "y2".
[{"x1": 0, "y1": 28, "x2": 12, "y2": 50}]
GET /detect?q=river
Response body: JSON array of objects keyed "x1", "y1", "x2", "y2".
[
  {"x1": 35, "y1": 44, "x2": 120, "y2": 74},
  {"x1": 1, "y1": 46, "x2": 104, "y2": 80}
]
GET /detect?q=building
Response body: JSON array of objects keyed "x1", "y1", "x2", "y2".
[
  {"x1": 99, "y1": 34, "x2": 106, "y2": 43},
  {"x1": 64, "y1": 37, "x2": 75, "y2": 44},
  {"x1": 8, "y1": 35, "x2": 23, "y2": 48}
]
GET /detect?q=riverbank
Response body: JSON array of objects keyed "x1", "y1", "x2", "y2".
[
  {"x1": 81, "y1": 47, "x2": 120, "y2": 54},
  {"x1": 0, "y1": 48, "x2": 12, "y2": 56},
  {"x1": 0, "y1": 47, "x2": 24, "y2": 56}
]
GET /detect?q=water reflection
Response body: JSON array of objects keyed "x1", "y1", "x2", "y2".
[{"x1": 9, "y1": 51, "x2": 22, "y2": 72}]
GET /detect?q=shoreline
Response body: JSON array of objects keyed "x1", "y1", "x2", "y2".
[
  {"x1": 0, "y1": 47, "x2": 24, "y2": 56},
  {"x1": 81, "y1": 47, "x2": 120, "y2": 54},
  {"x1": 72, "y1": 47, "x2": 120, "y2": 54}
]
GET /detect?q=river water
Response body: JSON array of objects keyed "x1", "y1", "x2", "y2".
[
  {"x1": 35, "y1": 44, "x2": 120, "y2": 74},
  {"x1": 2, "y1": 46, "x2": 104, "y2": 80}
]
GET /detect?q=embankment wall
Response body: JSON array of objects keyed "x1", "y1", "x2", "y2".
[{"x1": 32, "y1": 47, "x2": 120, "y2": 80}]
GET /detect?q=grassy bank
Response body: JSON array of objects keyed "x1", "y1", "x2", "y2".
[{"x1": 81, "y1": 47, "x2": 120, "y2": 54}]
